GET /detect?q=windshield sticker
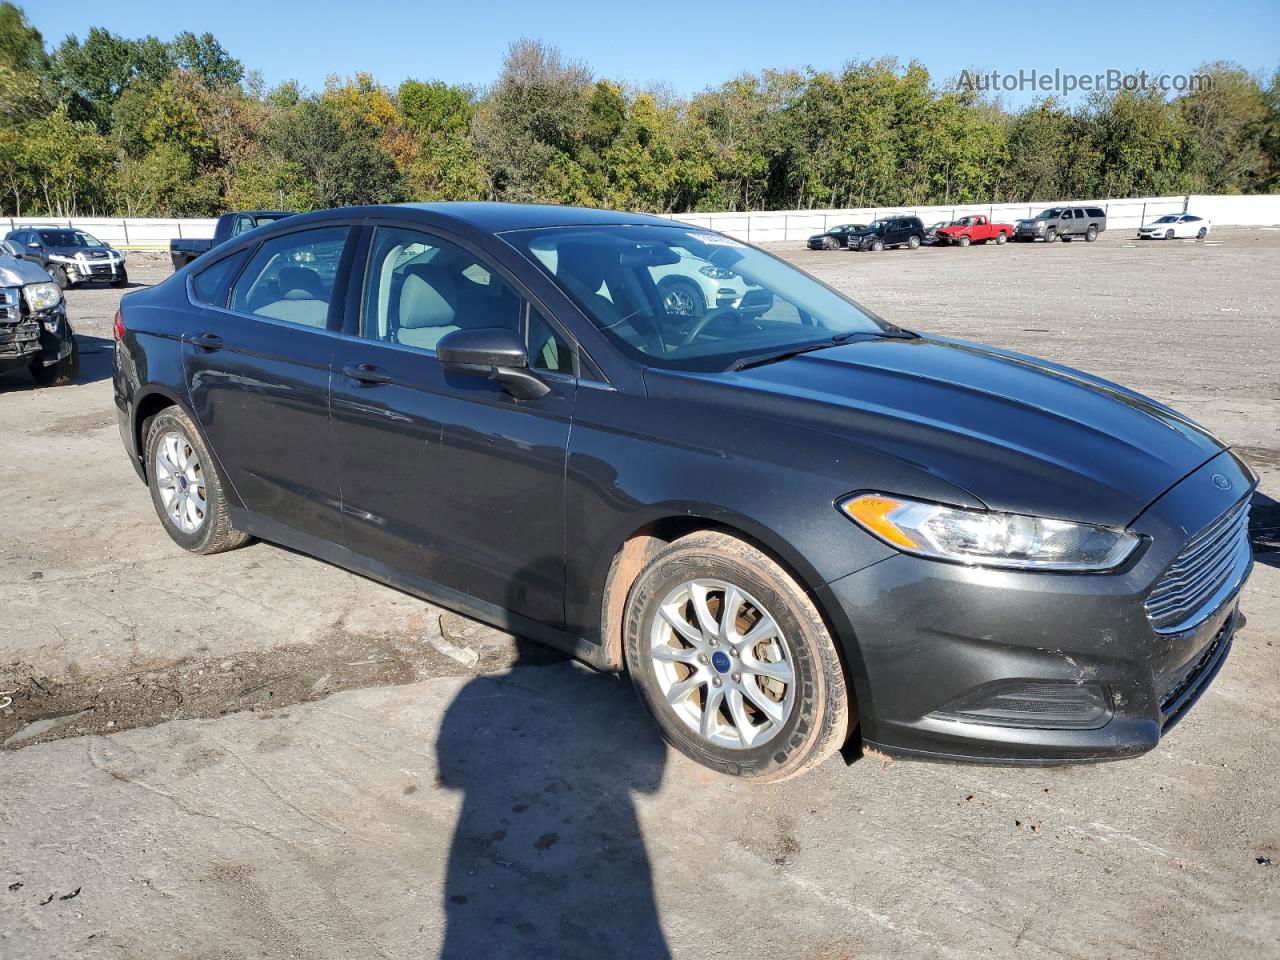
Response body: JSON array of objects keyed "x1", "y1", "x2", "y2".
[{"x1": 689, "y1": 232, "x2": 743, "y2": 247}]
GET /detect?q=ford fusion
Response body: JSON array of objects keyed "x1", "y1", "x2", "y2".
[{"x1": 112, "y1": 204, "x2": 1256, "y2": 782}]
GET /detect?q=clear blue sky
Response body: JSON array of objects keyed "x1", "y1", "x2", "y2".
[{"x1": 20, "y1": 0, "x2": 1280, "y2": 103}]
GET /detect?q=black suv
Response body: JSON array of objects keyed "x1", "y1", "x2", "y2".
[
  {"x1": 3, "y1": 226, "x2": 128, "y2": 288},
  {"x1": 845, "y1": 217, "x2": 926, "y2": 251}
]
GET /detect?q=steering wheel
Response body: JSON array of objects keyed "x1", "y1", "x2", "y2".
[{"x1": 677, "y1": 305, "x2": 737, "y2": 348}]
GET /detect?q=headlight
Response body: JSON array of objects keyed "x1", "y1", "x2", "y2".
[
  {"x1": 839, "y1": 493, "x2": 1140, "y2": 571},
  {"x1": 23, "y1": 281, "x2": 62, "y2": 312},
  {"x1": 48, "y1": 253, "x2": 77, "y2": 264},
  {"x1": 698, "y1": 265, "x2": 736, "y2": 280}
]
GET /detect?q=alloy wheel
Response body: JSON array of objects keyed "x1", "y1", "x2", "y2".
[
  {"x1": 154, "y1": 431, "x2": 208, "y2": 534},
  {"x1": 648, "y1": 578, "x2": 796, "y2": 750}
]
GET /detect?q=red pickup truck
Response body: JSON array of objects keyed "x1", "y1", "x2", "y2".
[{"x1": 935, "y1": 215, "x2": 1013, "y2": 247}]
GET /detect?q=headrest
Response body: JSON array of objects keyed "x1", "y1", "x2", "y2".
[
  {"x1": 399, "y1": 265, "x2": 458, "y2": 329},
  {"x1": 276, "y1": 266, "x2": 324, "y2": 301}
]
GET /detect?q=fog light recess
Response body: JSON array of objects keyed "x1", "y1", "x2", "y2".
[{"x1": 931, "y1": 681, "x2": 1112, "y2": 730}]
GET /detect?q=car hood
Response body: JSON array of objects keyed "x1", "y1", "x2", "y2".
[
  {"x1": 45, "y1": 245, "x2": 116, "y2": 258},
  {"x1": 719, "y1": 336, "x2": 1225, "y2": 526},
  {"x1": 0, "y1": 255, "x2": 52, "y2": 285}
]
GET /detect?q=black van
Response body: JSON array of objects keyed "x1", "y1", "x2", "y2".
[{"x1": 845, "y1": 217, "x2": 927, "y2": 252}]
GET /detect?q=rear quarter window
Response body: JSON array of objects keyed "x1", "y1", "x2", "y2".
[
  {"x1": 191, "y1": 250, "x2": 249, "y2": 307},
  {"x1": 1087, "y1": 208, "x2": 1106, "y2": 218}
]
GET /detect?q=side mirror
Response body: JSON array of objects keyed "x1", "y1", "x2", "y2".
[
  {"x1": 27, "y1": 241, "x2": 41, "y2": 249},
  {"x1": 437, "y1": 327, "x2": 550, "y2": 401}
]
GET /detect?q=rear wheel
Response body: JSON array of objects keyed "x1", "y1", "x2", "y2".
[
  {"x1": 624, "y1": 531, "x2": 850, "y2": 783},
  {"x1": 995, "y1": 231, "x2": 1007, "y2": 245},
  {"x1": 659, "y1": 278, "x2": 705, "y2": 319},
  {"x1": 1085, "y1": 226, "x2": 1098, "y2": 242},
  {"x1": 29, "y1": 337, "x2": 79, "y2": 387},
  {"x1": 907, "y1": 235, "x2": 920, "y2": 250},
  {"x1": 1197, "y1": 227, "x2": 1207, "y2": 239},
  {"x1": 145, "y1": 406, "x2": 249, "y2": 555}
]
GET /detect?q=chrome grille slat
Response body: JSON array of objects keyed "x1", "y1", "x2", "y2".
[{"x1": 1145, "y1": 498, "x2": 1251, "y2": 633}]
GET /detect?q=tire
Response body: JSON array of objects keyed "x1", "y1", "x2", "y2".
[
  {"x1": 1197, "y1": 227, "x2": 1207, "y2": 239},
  {"x1": 50, "y1": 265, "x2": 69, "y2": 289},
  {"x1": 145, "y1": 406, "x2": 249, "y2": 555},
  {"x1": 111, "y1": 267, "x2": 129, "y2": 288},
  {"x1": 870, "y1": 239, "x2": 884, "y2": 252},
  {"x1": 29, "y1": 336, "x2": 79, "y2": 387},
  {"x1": 1045, "y1": 228, "x2": 1058, "y2": 243},
  {"x1": 660, "y1": 278, "x2": 705, "y2": 319},
  {"x1": 1165, "y1": 230, "x2": 1174, "y2": 240},
  {"x1": 624, "y1": 531, "x2": 850, "y2": 783},
  {"x1": 995, "y1": 231, "x2": 1007, "y2": 245},
  {"x1": 1085, "y1": 226, "x2": 1098, "y2": 242},
  {"x1": 958, "y1": 235, "x2": 971, "y2": 248},
  {"x1": 907, "y1": 235, "x2": 921, "y2": 250}
]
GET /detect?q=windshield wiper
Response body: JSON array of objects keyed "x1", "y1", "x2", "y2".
[{"x1": 729, "y1": 329, "x2": 914, "y2": 371}]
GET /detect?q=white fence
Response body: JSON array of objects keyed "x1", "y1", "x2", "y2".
[
  {"x1": 5, "y1": 194, "x2": 1280, "y2": 249},
  {"x1": 660, "y1": 194, "x2": 1280, "y2": 244}
]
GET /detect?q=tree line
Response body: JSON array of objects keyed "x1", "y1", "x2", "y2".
[{"x1": 1, "y1": 3, "x2": 1277, "y2": 219}]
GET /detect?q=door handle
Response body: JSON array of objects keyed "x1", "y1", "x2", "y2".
[
  {"x1": 342, "y1": 362, "x2": 392, "y2": 385},
  {"x1": 191, "y1": 333, "x2": 223, "y2": 351}
]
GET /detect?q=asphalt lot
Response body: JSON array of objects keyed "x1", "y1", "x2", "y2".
[{"x1": 1, "y1": 231, "x2": 1278, "y2": 958}]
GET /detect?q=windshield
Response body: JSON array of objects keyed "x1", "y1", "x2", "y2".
[
  {"x1": 503, "y1": 224, "x2": 889, "y2": 371},
  {"x1": 1036, "y1": 209, "x2": 1064, "y2": 220},
  {"x1": 253, "y1": 214, "x2": 291, "y2": 228},
  {"x1": 1154, "y1": 215, "x2": 1179, "y2": 223},
  {"x1": 38, "y1": 230, "x2": 105, "y2": 248}
]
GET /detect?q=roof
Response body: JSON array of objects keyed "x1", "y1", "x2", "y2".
[{"x1": 393, "y1": 202, "x2": 677, "y2": 232}]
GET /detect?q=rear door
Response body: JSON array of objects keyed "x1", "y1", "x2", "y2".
[
  {"x1": 329, "y1": 222, "x2": 577, "y2": 626},
  {"x1": 183, "y1": 222, "x2": 354, "y2": 547}
]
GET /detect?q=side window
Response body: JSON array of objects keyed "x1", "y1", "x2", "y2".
[
  {"x1": 191, "y1": 250, "x2": 249, "y2": 306},
  {"x1": 1061, "y1": 209, "x2": 1073, "y2": 220},
  {"x1": 1087, "y1": 207, "x2": 1106, "y2": 218},
  {"x1": 230, "y1": 216, "x2": 250, "y2": 237},
  {"x1": 230, "y1": 226, "x2": 348, "y2": 329},
  {"x1": 362, "y1": 225, "x2": 521, "y2": 352},
  {"x1": 1073, "y1": 208, "x2": 1086, "y2": 218},
  {"x1": 527, "y1": 306, "x2": 575, "y2": 376}
]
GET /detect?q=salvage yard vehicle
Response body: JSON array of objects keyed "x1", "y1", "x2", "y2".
[
  {"x1": 0, "y1": 251, "x2": 78, "y2": 385},
  {"x1": 650, "y1": 245, "x2": 763, "y2": 317},
  {"x1": 115, "y1": 202, "x2": 1256, "y2": 782},
  {"x1": 807, "y1": 223, "x2": 870, "y2": 250},
  {"x1": 922, "y1": 220, "x2": 952, "y2": 245},
  {"x1": 2, "y1": 227, "x2": 128, "y2": 288},
  {"x1": 934, "y1": 215, "x2": 1013, "y2": 247},
  {"x1": 1138, "y1": 214, "x2": 1212, "y2": 240},
  {"x1": 169, "y1": 210, "x2": 294, "y2": 269},
  {"x1": 844, "y1": 216, "x2": 926, "y2": 251},
  {"x1": 1014, "y1": 206, "x2": 1107, "y2": 242}
]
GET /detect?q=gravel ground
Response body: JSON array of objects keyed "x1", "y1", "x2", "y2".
[{"x1": 0, "y1": 232, "x2": 1277, "y2": 958}]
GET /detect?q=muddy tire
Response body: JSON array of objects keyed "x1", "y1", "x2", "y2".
[
  {"x1": 145, "y1": 406, "x2": 250, "y2": 555},
  {"x1": 624, "y1": 531, "x2": 850, "y2": 783},
  {"x1": 29, "y1": 336, "x2": 79, "y2": 387}
]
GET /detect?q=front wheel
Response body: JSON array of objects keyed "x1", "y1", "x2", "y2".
[
  {"x1": 111, "y1": 267, "x2": 129, "y2": 288},
  {"x1": 29, "y1": 337, "x2": 79, "y2": 387},
  {"x1": 870, "y1": 239, "x2": 884, "y2": 252},
  {"x1": 1045, "y1": 228, "x2": 1058, "y2": 243},
  {"x1": 1165, "y1": 229, "x2": 1175, "y2": 240},
  {"x1": 958, "y1": 235, "x2": 971, "y2": 247},
  {"x1": 145, "y1": 406, "x2": 250, "y2": 555},
  {"x1": 659, "y1": 278, "x2": 705, "y2": 319},
  {"x1": 50, "y1": 265, "x2": 69, "y2": 289},
  {"x1": 624, "y1": 531, "x2": 850, "y2": 783}
]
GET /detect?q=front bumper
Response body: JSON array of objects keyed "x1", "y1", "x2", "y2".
[
  {"x1": 819, "y1": 450, "x2": 1255, "y2": 764},
  {"x1": 55, "y1": 255, "x2": 125, "y2": 282}
]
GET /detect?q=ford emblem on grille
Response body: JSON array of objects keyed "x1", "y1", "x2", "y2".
[{"x1": 1211, "y1": 473, "x2": 1232, "y2": 491}]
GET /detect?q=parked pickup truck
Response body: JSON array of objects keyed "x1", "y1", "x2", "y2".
[
  {"x1": 934, "y1": 215, "x2": 1013, "y2": 247},
  {"x1": 170, "y1": 210, "x2": 294, "y2": 269}
]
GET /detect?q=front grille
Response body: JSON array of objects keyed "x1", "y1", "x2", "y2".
[
  {"x1": 1145, "y1": 499, "x2": 1251, "y2": 633},
  {"x1": 0, "y1": 287, "x2": 41, "y2": 359}
]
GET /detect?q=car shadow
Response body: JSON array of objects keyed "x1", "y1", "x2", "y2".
[
  {"x1": 435, "y1": 567, "x2": 673, "y2": 959},
  {"x1": 1249, "y1": 489, "x2": 1280, "y2": 570},
  {"x1": 0, "y1": 332, "x2": 113, "y2": 392}
]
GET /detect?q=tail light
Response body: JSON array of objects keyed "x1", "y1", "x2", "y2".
[{"x1": 113, "y1": 309, "x2": 125, "y2": 341}]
